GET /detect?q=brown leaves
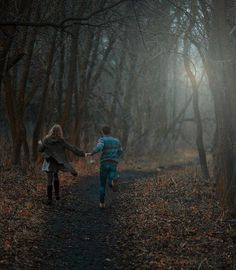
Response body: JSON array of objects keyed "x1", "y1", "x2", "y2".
[
  {"x1": 0, "y1": 164, "x2": 236, "y2": 269},
  {"x1": 3, "y1": 239, "x2": 13, "y2": 251},
  {"x1": 0, "y1": 167, "x2": 45, "y2": 268},
  {"x1": 110, "y1": 167, "x2": 236, "y2": 269}
]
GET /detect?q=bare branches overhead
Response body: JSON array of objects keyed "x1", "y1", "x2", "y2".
[{"x1": 0, "y1": 0, "x2": 130, "y2": 29}]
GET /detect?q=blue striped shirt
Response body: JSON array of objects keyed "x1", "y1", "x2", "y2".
[{"x1": 92, "y1": 135, "x2": 123, "y2": 163}]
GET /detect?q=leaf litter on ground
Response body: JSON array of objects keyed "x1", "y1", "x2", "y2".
[{"x1": 0, "y1": 162, "x2": 236, "y2": 269}]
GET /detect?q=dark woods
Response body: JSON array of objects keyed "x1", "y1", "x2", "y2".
[{"x1": 1, "y1": 0, "x2": 236, "y2": 210}]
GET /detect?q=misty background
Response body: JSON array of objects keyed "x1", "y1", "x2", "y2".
[{"x1": 1, "y1": 0, "x2": 236, "y2": 207}]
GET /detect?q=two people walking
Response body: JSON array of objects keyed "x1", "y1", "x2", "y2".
[{"x1": 39, "y1": 124, "x2": 123, "y2": 208}]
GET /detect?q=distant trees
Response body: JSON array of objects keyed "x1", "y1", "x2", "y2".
[
  {"x1": 5, "y1": 0, "x2": 236, "y2": 214},
  {"x1": 184, "y1": 0, "x2": 236, "y2": 210},
  {"x1": 183, "y1": 2, "x2": 209, "y2": 179},
  {"x1": 0, "y1": 1, "x2": 215, "y2": 165},
  {"x1": 0, "y1": 0, "x2": 130, "y2": 163},
  {"x1": 0, "y1": 0, "x2": 215, "y2": 161},
  {"x1": 2, "y1": 1, "x2": 39, "y2": 164}
]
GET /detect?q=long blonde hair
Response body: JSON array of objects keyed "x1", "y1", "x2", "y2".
[{"x1": 45, "y1": 124, "x2": 63, "y2": 140}]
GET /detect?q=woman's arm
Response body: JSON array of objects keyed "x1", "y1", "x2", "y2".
[
  {"x1": 63, "y1": 140, "x2": 85, "y2": 157},
  {"x1": 38, "y1": 140, "x2": 45, "y2": 152}
]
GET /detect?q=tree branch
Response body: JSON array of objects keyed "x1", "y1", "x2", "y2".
[
  {"x1": 61, "y1": 0, "x2": 128, "y2": 24},
  {"x1": 0, "y1": 0, "x2": 129, "y2": 29}
]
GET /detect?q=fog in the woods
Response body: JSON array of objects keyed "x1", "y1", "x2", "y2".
[
  {"x1": 1, "y1": 1, "x2": 236, "y2": 207},
  {"x1": 2, "y1": 1, "x2": 236, "y2": 269}
]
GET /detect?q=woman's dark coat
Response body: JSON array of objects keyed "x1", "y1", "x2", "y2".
[{"x1": 39, "y1": 137, "x2": 85, "y2": 174}]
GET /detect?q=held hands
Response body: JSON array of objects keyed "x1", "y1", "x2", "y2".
[{"x1": 85, "y1": 153, "x2": 95, "y2": 164}]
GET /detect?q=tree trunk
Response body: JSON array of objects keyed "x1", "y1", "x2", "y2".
[
  {"x1": 32, "y1": 30, "x2": 57, "y2": 160},
  {"x1": 57, "y1": 31, "x2": 65, "y2": 121},
  {"x1": 121, "y1": 53, "x2": 137, "y2": 148},
  {"x1": 183, "y1": 2, "x2": 209, "y2": 179},
  {"x1": 206, "y1": 0, "x2": 236, "y2": 209},
  {"x1": 61, "y1": 33, "x2": 78, "y2": 132}
]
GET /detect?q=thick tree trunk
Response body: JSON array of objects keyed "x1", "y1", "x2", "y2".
[
  {"x1": 57, "y1": 31, "x2": 65, "y2": 121},
  {"x1": 57, "y1": 0, "x2": 66, "y2": 121},
  {"x1": 1, "y1": 1, "x2": 38, "y2": 164},
  {"x1": 32, "y1": 30, "x2": 57, "y2": 160},
  {"x1": 61, "y1": 33, "x2": 78, "y2": 132},
  {"x1": 206, "y1": 0, "x2": 236, "y2": 209}
]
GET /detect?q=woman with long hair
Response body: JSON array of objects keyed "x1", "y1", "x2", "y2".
[{"x1": 39, "y1": 124, "x2": 85, "y2": 205}]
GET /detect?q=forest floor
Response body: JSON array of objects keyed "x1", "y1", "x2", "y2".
[{"x1": 0, "y1": 159, "x2": 236, "y2": 269}]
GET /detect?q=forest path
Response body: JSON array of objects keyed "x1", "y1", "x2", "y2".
[
  {"x1": 1, "y1": 161, "x2": 235, "y2": 269},
  {"x1": 38, "y1": 170, "x2": 154, "y2": 270}
]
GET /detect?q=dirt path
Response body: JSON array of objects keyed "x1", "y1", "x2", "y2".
[
  {"x1": 2, "y1": 164, "x2": 236, "y2": 269},
  {"x1": 37, "y1": 170, "x2": 154, "y2": 270}
]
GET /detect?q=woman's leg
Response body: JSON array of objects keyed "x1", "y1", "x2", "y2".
[
  {"x1": 47, "y1": 172, "x2": 53, "y2": 204},
  {"x1": 54, "y1": 172, "x2": 60, "y2": 200}
]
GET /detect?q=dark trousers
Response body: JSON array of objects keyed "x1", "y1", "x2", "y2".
[{"x1": 99, "y1": 162, "x2": 117, "y2": 203}]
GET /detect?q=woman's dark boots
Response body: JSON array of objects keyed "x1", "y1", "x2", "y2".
[
  {"x1": 47, "y1": 185, "x2": 53, "y2": 205},
  {"x1": 54, "y1": 179, "x2": 60, "y2": 200},
  {"x1": 46, "y1": 173, "x2": 60, "y2": 204},
  {"x1": 54, "y1": 173, "x2": 60, "y2": 200}
]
